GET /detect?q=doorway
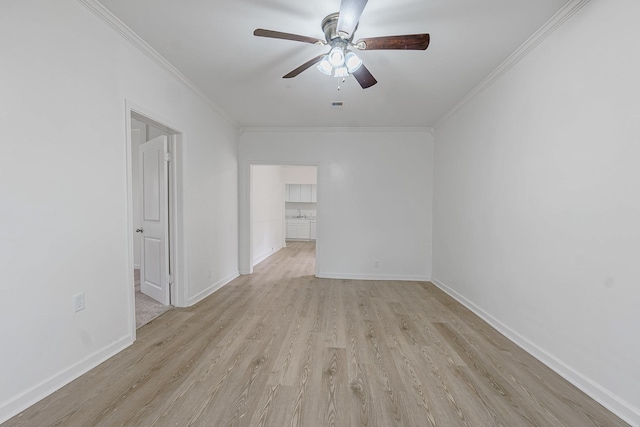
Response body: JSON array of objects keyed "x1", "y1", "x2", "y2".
[
  {"x1": 248, "y1": 164, "x2": 318, "y2": 271},
  {"x1": 127, "y1": 104, "x2": 185, "y2": 333}
]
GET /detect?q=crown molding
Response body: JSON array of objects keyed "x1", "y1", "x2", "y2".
[
  {"x1": 241, "y1": 126, "x2": 435, "y2": 135},
  {"x1": 434, "y1": 0, "x2": 590, "y2": 129},
  {"x1": 77, "y1": 0, "x2": 239, "y2": 129}
]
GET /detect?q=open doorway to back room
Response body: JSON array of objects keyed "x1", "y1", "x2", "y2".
[{"x1": 250, "y1": 165, "x2": 318, "y2": 270}]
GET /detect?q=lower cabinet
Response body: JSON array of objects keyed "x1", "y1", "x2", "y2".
[
  {"x1": 286, "y1": 219, "x2": 311, "y2": 239},
  {"x1": 310, "y1": 221, "x2": 316, "y2": 240}
]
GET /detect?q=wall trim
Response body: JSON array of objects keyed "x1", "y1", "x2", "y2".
[
  {"x1": 76, "y1": 0, "x2": 238, "y2": 129},
  {"x1": 188, "y1": 271, "x2": 240, "y2": 306},
  {"x1": 434, "y1": 0, "x2": 590, "y2": 129},
  {"x1": 430, "y1": 277, "x2": 640, "y2": 426},
  {"x1": 0, "y1": 335, "x2": 133, "y2": 424},
  {"x1": 318, "y1": 272, "x2": 431, "y2": 282},
  {"x1": 253, "y1": 246, "x2": 283, "y2": 267}
]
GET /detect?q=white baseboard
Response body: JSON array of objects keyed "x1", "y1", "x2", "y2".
[
  {"x1": 0, "y1": 334, "x2": 133, "y2": 424},
  {"x1": 317, "y1": 271, "x2": 431, "y2": 282},
  {"x1": 188, "y1": 271, "x2": 239, "y2": 306},
  {"x1": 431, "y1": 277, "x2": 640, "y2": 427},
  {"x1": 252, "y1": 246, "x2": 282, "y2": 267}
]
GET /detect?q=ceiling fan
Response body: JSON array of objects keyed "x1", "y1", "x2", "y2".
[{"x1": 254, "y1": 0, "x2": 430, "y2": 89}]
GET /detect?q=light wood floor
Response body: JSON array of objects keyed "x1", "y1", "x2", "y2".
[{"x1": 4, "y1": 241, "x2": 627, "y2": 426}]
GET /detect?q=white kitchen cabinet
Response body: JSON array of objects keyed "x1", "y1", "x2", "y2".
[
  {"x1": 285, "y1": 184, "x2": 317, "y2": 203},
  {"x1": 298, "y1": 222, "x2": 310, "y2": 239},
  {"x1": 286, "y1": 220, "x2": 296, "y2": 238},
  {"x1": 300, "y1": 184, "x2": 312, "y2": 202},
  {"x1": 286, "y1": 219, "x2": 310, "y2": 239},
  {"x1": 288, "y1": 184, "x2": 301, "y2": 202},
  {"x1": 310, "y1": 220, "x2": 316, "y2": 240}
]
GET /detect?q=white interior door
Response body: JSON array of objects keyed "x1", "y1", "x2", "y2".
[{"x1": 139, "y1": 135, "x2": 170, "y2": 305}]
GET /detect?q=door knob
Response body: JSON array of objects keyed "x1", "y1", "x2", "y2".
[{"x1": 136, "y1": 228, "x2": 143, "y2": 233}]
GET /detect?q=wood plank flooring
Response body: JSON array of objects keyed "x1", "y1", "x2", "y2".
[{"x1": 4, "y1": 241, "x2": 628, "y2": 426}]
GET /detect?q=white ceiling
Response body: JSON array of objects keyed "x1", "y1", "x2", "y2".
[{"x1": 97, "y1": 0, "x2": 570, "y2": 128}]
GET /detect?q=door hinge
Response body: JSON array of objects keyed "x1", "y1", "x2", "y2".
[
  {"x1": 167, "y1": 274, "x2": 173, "y2": 284},
  {"x1": 164, "y1": 152, "x2": 173, "y2": 162}
]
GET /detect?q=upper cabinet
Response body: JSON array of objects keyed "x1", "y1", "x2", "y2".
[
  {"x1": 287, "y1": 184, "x2": 301, "y2": 202},
  {"x1": 285, "y1": 184, "x2": 317, "y2": 203},
  {"x1": 300, "y1": 184, "x2": 312, "y2": 202}
]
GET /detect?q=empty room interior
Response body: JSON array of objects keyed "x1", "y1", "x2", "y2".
[{"x1": 1, "y1": 0, "x2": 639, "y2": 426}]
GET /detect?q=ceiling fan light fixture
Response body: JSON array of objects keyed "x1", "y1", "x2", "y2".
[
  {"x1": 334, "y1": 66, "x2": 349, "y2": 78},
  {"x1": 345, "y1": 51, "x2": 362, "y2": 72},
  {"x1": 317, "y1": 56, "x2": 333, "y2": 75},
  {"x1": 328, "y1": 46, "x2": 345, "y2": 67}
]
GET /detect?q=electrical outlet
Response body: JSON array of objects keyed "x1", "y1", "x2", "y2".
[
  {"x1": 73, "y1": 293, "x2": 85, "y2": 312},
  {"x1": 374, "y1": 260, "x2": 380, "y2": 268}
]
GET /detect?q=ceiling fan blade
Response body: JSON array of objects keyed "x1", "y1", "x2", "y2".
[
  {"x1": 254, "y1": 29, "x2": 325, "y2": 45},
  {"x1": 355, "y1": 34, "x2": 430, "y2": 50},
  {"x1": 336, "y1": 0, "x2": 368, "y2": 39},
  {"x1": 352, "y1": 63, "x2": 377, "y2": 89},
  {"x1": 283, "y1": 54, "x2": 326, "y2": 79}
]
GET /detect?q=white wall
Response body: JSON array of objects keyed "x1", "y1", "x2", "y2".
[
  {"x1": 282, "y1": 165, "x2": 317, "y2": 184},
  {"x1": 251, "y1": 165, "x2": 285, "y2": 265},
  {"x1": 432, "y1": 1, "x2": 640, "y2": 424},
  {"x1": 240, "y1": 129, "x2": 434, "y2": 280},
  {"x1": 0, "y1": 1, "x2": 239, "y2": 422}
]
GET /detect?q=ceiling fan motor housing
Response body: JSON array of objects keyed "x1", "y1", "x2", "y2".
[{"x1": 322, "y1": 12, "x2": 356, "y2": 44}]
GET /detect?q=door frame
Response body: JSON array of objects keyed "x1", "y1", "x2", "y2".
[{"x1": 125, "y1": 100, "x2": 187, "y2": 338}]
